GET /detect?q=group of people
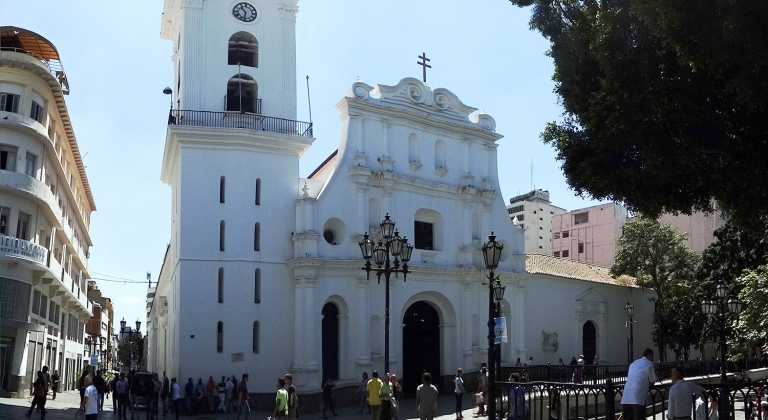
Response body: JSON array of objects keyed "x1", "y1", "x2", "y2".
[
  {"x1": 25, "y1": 365, "x2": 58, "y2": 419},
  {"x1": 181, "y1": 373, "x2": 260, "y2": 419},
  {"x1": 356, "y1": 371, "x2": 403, "y2": 420},
  {"x1": 270, "y1": 373, "x2": 300, "y2": 420}
]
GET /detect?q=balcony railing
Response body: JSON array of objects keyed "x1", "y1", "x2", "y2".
[
  {"x1": 224, "y1": 96, "x2": 261, "y2": 115},
  {"x1": 168, "y1": 109, "x2": 313, "y2": 138}
]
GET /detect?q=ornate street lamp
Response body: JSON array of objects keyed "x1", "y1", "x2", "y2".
[
  {"x1": 624, "y1": 301, "x2": 635, "y2": 363},
  {"x1": 359, "y1": 214, "x2": 413, "y2": 373},
  {"x1": 482, "y1": 232, "x2": 505, "y2": 420},
  {"x1": 701, "y1": 283, "x2": 743, "y2": 420}
]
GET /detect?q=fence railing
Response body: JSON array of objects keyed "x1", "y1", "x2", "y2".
[
  {"x1": 500, "y1": 361, "x2": 725, "y2": 385},
  {"x1": 168, "y1": 109, "x2": 313, "y2": 138},
  {"x1": 493, "y1": 379, "x2": 767, "y2": 420}
]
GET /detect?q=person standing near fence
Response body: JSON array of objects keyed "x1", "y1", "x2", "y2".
[
  {"x1": 621, "y1": 348, "x2": 658, "y2": 420},
  {"x1": 666, "y1": 368, "x2": 704, "y2": 420}
]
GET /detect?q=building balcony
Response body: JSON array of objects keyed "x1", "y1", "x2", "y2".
[
  {"x1": 0, "y1": 234, "x2": 48, "y2": 266},
  {"x1": 168, "y1": 109, "x2": 313, "y2": 138}
]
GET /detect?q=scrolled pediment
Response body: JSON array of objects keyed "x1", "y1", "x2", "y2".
[{"x1": 345, "y1": 77, "x2": 496, "y2": 132}]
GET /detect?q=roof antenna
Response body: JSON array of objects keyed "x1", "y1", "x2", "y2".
[
  {"x1": 147, "y1": 272, "x2": 152, "y2": 289},
  {"x1": 306, "y1": 75, "x2": 313, "y2": 125},
  {"x1": 530, "y1": 160, "x2": 534, "y2": 191}
]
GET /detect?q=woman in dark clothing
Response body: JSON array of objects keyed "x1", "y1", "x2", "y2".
[
  {"x1": 322, "y1": 379, "x2": 337, "y2": 419},
  {"x1": 26, "y1": 371, "x2": 47, "y2": 419}
]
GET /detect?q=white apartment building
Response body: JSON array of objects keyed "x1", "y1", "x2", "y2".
[
  {"x1": 0, "y1": 27, "x2": 96, "y2": 397},
  {"x1": 506, "y1": 189, "x2": 566, "y2": 255}
]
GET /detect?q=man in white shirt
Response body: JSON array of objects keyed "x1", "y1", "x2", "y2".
[
  {"x1": 80, "y1": 375, "x2": 99, "y2": 420},
  {"x1": 171, "y1": 377, "x2": 181, "y2": 420},
  {"x1": 621, "y1": 348, "x2": 658, "y2": 420},
  {"x1": 666, "y1": 368, "x2": 704, "y2": 420}
]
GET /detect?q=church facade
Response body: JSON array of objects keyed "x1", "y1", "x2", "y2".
[{"x1": 146, "y1": 0, "x2": 664, "y2": 397}]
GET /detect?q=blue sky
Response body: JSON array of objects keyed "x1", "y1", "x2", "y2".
[{"x1": 2, "y1": 1, "x2": 604, "y2": 329}]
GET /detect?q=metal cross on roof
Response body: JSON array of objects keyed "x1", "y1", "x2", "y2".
[{"x1": 417, "y1": 52, "x2": 431, "y2": 83}]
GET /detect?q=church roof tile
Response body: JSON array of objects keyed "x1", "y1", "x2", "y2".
[{"x1": 525, "y1": 254, "x2": 637, "y2": 287}]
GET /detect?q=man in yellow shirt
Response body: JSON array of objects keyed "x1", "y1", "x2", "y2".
[{"x1": 366, "y1": 371, "x2": 383, "y2": 420}]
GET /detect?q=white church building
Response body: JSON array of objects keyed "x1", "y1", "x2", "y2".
[{"x1": 146, "y1": 0, "x2": 665, "y2": 399}]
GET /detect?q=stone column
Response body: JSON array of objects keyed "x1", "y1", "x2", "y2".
[
  {"x1": 279, "y1": 4, "x2": 298, "y2": 120},
  {"x1": 303, "y1": 277, "x2": 318, "y2": 371},
  {"x1": 291, "y1": 277, "x2": 305, "y2": 370},
  {"x1": 181, "y1": 0, "x2": 205, "y2": 110},
  {"x1": 515, "y1": 284, "x2": 527, "y2": 361},
  {"x1": 356, "y1": 277, "x2": 371, "y2": 365}
]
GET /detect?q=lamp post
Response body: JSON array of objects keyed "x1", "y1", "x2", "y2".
[
  {"x1": 120, "y1": 318, "x2": 142, "y2": 371},
  {"x1": 359, "y1": 214, "x2": 414, "y2": 374},
  {"x1": 482, "y1": 232, "x2": 505, "y2": 420},
  {"x1": 702, "y1": 283, "x2": 742, "y2": 420},
  {"x1": 624, "y1": 301, "x2": 634, "y2": 363}
]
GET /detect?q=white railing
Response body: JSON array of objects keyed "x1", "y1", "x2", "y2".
[{"x1": 0, "y1": 234, "x2": 48, "y2": 265}]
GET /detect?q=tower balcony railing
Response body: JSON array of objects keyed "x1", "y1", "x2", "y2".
[{"x1": 168, "y1": 109, "x2": 313, "y2": 138}]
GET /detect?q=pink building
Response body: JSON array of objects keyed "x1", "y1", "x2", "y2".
[
  {"x1": 658, "y1": 210, "x2": 727, "y2": 253},
  {"x1": 551, "y1": 203, "x2": 629, "y2": 267}
]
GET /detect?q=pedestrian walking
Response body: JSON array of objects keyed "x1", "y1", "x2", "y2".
[
  {"x1": 236, "y1": 373, "x2": 251, "y2": 420},
  {"x1": 50, "y1": 370, "x2": 60, "y2": 401},
  {"x1": 367, "y1": 371, "x2": 383, "y2": 420},
  {"x1": 358, "y1": 372, "x2": 370, "y2": 414},
  {"x1": 454, "y1": 369, "x2": 466, "y2": 420},
  {"x1": 285, "y1": 373, "x2": 299, "y2": 420},
  {"x1": 115, "y1": 373, "x2": 130, "y2": 420},
  {"x1": 505, "y1": 373, "x2": 526, "y2": 420},
  {"x1": 621, "y1": 349, "x2": 658, "y2": 420},
  {"x1": 161, "y1": 372, "x2": 170, "y2": 416},
  {"x1": 149, "y1": 373, "x2": 162, "y2": 420},
  {"x1": 171, "y1": 378, "x2": 181, "y2": 420},
  {"x1": 80, "y1": 375, "x2": 99, "y2": 420},
  {"x1": 322, "y1": 378, "x2": 338, "y2": 419},
  {"x1": 476, "y1": 367, "x2": 489, "y2": 417},
  {"x1": 274, "y1": 378, "x2": 289, "y2": 420},
  {"x1": 93, "y1": 370, "x2": 106, "y2": 411},
  {"x1": 25, "y1": 371, "x2": 47, "y2": 419},
  {"x1": 184, "y1": 378, "x2": 194, "y2": 415},
  {"x1": 416, "y1": 372, "x2": 439, "y2": 420},
  {"x1": 217, "y1": 375, "x2": 228, "y2": 413},
  {"x1": 226, "y1": 375, "x2": 235, "y2": 414}
]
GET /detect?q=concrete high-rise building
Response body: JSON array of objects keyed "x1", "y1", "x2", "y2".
[
  {"x1": 659, "y1": 210, "x2": 727, "y2": 253},
  {"x1": 551, "y1": 203, "x2": 628, "y2": 267},
  {"x1": 506, "y1": 189, "x2": 566, "y2": 255},
  {"x1": 0, "y1": 27, "x2": 96, "y2": 397}
]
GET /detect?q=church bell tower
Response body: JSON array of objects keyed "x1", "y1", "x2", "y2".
[
  {"x1": 158, "y1": 0, "x2": 313, "y2": 389},
  {"x1": 160, "y1": 0, "x2": 299, "y2": 120}
]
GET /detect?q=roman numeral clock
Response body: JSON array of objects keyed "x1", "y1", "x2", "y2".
[{"x1": 232, "y1": 2, "x2": 257, "y2": 22}]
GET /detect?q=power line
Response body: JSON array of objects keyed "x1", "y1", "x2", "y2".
[{"x1": 90, "y1": 277, "x2": 146, "y2": 284}]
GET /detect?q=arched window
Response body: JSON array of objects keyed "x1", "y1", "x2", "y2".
[
  {"x1": 408, "y1": 133, "x2": 420, "y2": 164},
  {"x1": 226, "y1": 74, "x2": 259, "y2": 113},
  {"x1": 254, "y1": 222, "x2": 260, "y2": 251},
  {"x1": 228, "y1": 32, "x2": 258, "y2": 68},
  {"x1": 220, "y1": 176, "x2": 226, "y2": 203},
  {"x1": 217, "y1": 268, "x2": 224, "y2": 303},
  {"x1": 219, "y1": 220, "x2": 226, "y2": 251},
  {"x1": 255, "y1": 178, "x2": 261, "y2": 205},
  {"x1": 435, "y1": 140, "x2": 446, "y2": 170},
  {"x1": 252, "y1": 321, "x2": 260, "y2": 353},
  {"x1": 217, "y1": 321, "x2": 223, "y2": 353},
  {"x1": 254, "y1": 269, "x2": 261, "y2": 303}
]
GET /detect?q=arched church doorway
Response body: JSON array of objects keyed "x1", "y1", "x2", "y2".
[
  {"x1": 321, "y1": 302, "x2": 339, "y2": 381},
  {"x1": 582, "y1": 321, "x2": 597, "y2": 365},
  {"x1": 402, "y1": 301, "x2": 440, "y2": 395}
]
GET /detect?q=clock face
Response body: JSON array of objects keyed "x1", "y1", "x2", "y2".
[{"x1": 232, "y1": 2, "x2": 257, "y2": 22}]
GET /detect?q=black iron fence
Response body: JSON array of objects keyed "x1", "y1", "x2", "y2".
[
  {"x1": 492, "y1": 379, "x2": 768, "y2": 420},
  {"x1": 168, "y1": 109, "x2": 313, "y2": 138},
  {"x1": 500, "y1": 361, "x2": 725, "y2": 385}
]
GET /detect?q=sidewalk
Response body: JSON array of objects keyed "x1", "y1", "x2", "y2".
[{"x1": 1, "y1": 391, "x2": 481, "y2": 420}]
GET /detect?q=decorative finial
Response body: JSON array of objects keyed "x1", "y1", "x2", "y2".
[{"x1": 302, "y1": 182, "x2": 310, "y2": 197}]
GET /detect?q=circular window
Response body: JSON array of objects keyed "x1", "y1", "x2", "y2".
[{"x1": 322, "y1": 218, "x2": 347, "y2": 246}]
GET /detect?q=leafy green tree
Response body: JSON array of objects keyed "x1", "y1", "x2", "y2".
[
  {"x1": 695, "y1": 218, "x2": 768, "y2": 355},
  {"x1": 611, "y1": 217, "x2": 701, "y2": 361},
  {"x1": 658, "y1": 283, "x2": 704, "y2": 361},
  {"x1": 733, "y1": 265, "x2": 768, "y2": 357},
  {"x1": 117, "y1": 334, "x2": 144, "y2": 371},
  {"x1": 507, "y1": 0, "x2": 768, "y2": 225}
]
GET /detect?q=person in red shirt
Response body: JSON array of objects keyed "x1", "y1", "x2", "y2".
[{"x1": 236, "y1": 373, "x2": 250, "y2": 420}]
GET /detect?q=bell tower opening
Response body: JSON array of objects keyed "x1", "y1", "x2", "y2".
[{"x1": 226, "y1": 74, "x2": 259, "y2": 114}]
